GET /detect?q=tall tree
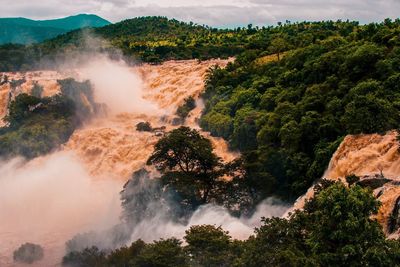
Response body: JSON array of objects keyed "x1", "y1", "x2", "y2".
[
  {"x1": 147, "y1": 126, "x2": 226, "y2": 209},
  {"x1": 270, "y1": 36, "x2": 287, "y2": 60}
]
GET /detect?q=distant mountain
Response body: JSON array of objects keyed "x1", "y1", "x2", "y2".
[
  {"x1": 0, "y1": 16, "x2": 249, "y2": 70},
  {"x1": 0, "y1": 14, "x2": 111, "y2": 44}
]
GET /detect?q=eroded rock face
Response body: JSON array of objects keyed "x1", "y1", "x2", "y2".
[
  {"x1": 293, "y1": 131, "x2": 400, "y2": 237},
  {"x1": 388, "y1": 196, "x2": 400, "y2": 234}
]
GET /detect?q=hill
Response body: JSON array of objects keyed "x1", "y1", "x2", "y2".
[
  {"x1": 200, "y1": 19, "x2": 400, "y2": 200},
  {"x1": 38, "y1": 16, "x2": 247, "y2": 63},
  {"x1": 0, "y1": 14, "x2": 111, "y2": 44},
  {"x1": 0, "y1": 16, "x2": 258, "y2": 70}
]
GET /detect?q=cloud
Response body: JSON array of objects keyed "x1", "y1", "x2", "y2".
[{"x1": 0, "y1": 0, "x2": 398, "y2": 27}]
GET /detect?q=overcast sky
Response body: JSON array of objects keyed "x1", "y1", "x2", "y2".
[{"x1": 1, "y1": 0, "x2": 399, "y2": 27}]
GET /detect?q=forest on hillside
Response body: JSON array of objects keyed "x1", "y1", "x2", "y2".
[
  {"x1": 2, "y1": 16, "x2": 395, "y2": 70},
  {"x1": 201, "y1": 18, "x2": 400, "y2": 201},
  {"x1": 1, "y1": 16, "x2": 400, "y2": 266}
]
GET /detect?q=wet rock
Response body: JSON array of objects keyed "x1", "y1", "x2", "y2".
[
  {"x1": 171, "y1": 117, "x2": 183, "y2": 126},
  {"x1": 152, "y1": 126, "x2": 166, "y2": 137},
  {"x1": 356, "y1": 176, "x2": 391, "y2": 190},
  {"x1": 388, "y1": 196, "x2": 400, "y2": 234},
  {"x1": 136, "y1": 121, "x2": 152, "y2": 132}
]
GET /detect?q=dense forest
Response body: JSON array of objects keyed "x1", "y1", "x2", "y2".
[
  {"x1": 201, "y1": 18, "x2": 400, "y2": 201},
  {"x1": 0, "y1": 16, "x2": 245, "y2": 70},
  {"x1": 63, "y1": 172, "x2": 400, "y2": 266},
  {"x1": 2, "y1": 16, "x2": 400, "y2": 266},
  {"x1": 0, "y1": 16, "x2": 376, "y2": 70}
]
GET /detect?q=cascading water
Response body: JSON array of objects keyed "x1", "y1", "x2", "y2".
[
  {"x1": 292, "y1": 131, "x2": 400, "y2": 237},
  {"x1": 0, "y1": 58, "x2": 286, "y2": 267}
]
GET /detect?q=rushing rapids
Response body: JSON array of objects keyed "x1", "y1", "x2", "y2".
[
  {"x1": 0, "y1": 59, "x2": 236, "y2": 178},
  {"x1": 293, "y1": 131, "x2": 400, "y2": 237},
  {"x1": 64, "y1": 59, "x2": 237, "y2": 179},
  {"x1": 0, "y1": 58, "x2": 237, "y2": 266},
  {"x1": 2, "y1": 57, "x2": 400, "y2": 266}
]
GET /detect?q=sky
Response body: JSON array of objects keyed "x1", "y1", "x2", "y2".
[{"x1": 0, "y1": 0, "x2": 399, "y2": 27}]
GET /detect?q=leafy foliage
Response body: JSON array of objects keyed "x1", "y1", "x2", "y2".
[
  {"x1": 184, "y1": 225, "x2": 238, "y2": 267},
  {"x1": 63, "y1": 182, "x2": 400, "y2": 267},
  {"x1": 176, "y1": 96, "x2": 196, "y2": 120},
  {"x1": 146, "y1": 126, "x2": 251, "y2": 213},
  {"x1": 0, "y1": 17, "x2": 362, "y2": 71},
  {"x1": 241, "y1": 181, "x2": 400, "y2": 267},
  {"x1": 13, "y1": 243, "x2": 44, "y2": 264},
  {"x1": 0, "y1": 93, "x2": 76, "y2": 158},
  {"x1": 62, "y1": 247, "x2": 108, "y2": 267},
  {"x1": 147, "y1": 127, "x2": 222, "y2": 205},
  {"x1": 0, "y1": 78, "x2": 97, "y2": 159},
  {"x1": 201, "y1": 19, "x2": 400, "y2": 200}
]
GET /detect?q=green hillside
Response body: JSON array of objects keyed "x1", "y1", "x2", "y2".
[
  {"x1": 0, "y1": 14, "x2": 110, "y2": 44},
  {"x1": 3, "y1": 15, "x2": 397, "y2": 202},
  {"x1": 200, "y1": 19, "x2": 400, "y2": 200},
  {"x1": 2, "y1": 16, "x2": 400, "y2": 265},
  {"x1": 0, "y1": 16, "x2": 254, "y2": 70},
  {"x1": 0, "y1": 22, "x2": 65, "y2": 44}
]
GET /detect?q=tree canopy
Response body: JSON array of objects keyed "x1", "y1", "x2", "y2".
[
  {"x1": 146, "y1": 126, "x2": 248, "y2": 212},
  {"x1": 63, "y1": 181, "x2": 400, "y2": 267},
  {"x1": 201, "y1": 19, "x2": 400, "y2": 201},
  {"x1": 0, "y1": 78, "x2": 97, "y2": 159}
]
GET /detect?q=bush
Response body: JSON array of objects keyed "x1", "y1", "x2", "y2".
[
  {"x1": 0, "y1": 94, "x2": 76, "y2": 159},
  {"x1": 176, "y1": 96, "x2": 196, "y2": 120},
  {"x1": 13, "y1": 243, "x2": 44, "y2": 264}
]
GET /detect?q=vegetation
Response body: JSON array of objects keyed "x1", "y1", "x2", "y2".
[
  {"x1": 0, "y1": 93, "x2": 76, "y2": 158},
  {"x1": 13, "y1": 243, "x2": 44, "y2": 264},
  {"x1": 184, "y1": 225, "x2": 238, "y2": 267},
  {"x1": 241, "y1": 181, "x2": 400, "y2": 267},
  {"x1": 62, "y1": 247, "x2": 108, "y2": 267},
  {"x1": 201, "y1": 18, "x2": 400, "y2": 201},
  {"x1": 146, "y1": 126, "x2": 250, "y2": 214},
  {"x1": 0, "y1": 16, "x2": 364, "y2": 71},
  {"x1": 0, "y1": 79, "x2": 96, "y2": 159},
  {"x1": 176, "y1": 96, "x2": 196, "y2": 120},
  {"x1": 62, "y1": 181, "x2": 400, "y2": 267}
]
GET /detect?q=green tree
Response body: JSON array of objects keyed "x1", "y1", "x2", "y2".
[
  {"x1": 176, "y1": 96, "x2": 196, "y2": 120},
  {"x1": 134, "y1": 238, "x2": 188, "y2": 267},
  {"x1": 242, "y1": 217, "x2": 313, "y2": 267},
  {"x1": 241, "y1": 181, "x2": 400, "y2": 267},
  {"x1": 147, "y1": 127, "x2": 226, "y2": 208},
  {"x1": 341, "y1": 95, "x2": 398, "y2": 134},
  {"x1": 5, "y1": 94, "x2": 41, "y2": 126},
  {"x1": 270, "y1": 37, "x2": 287, "y2": 60},
  {"x1": 184, "y1": 225, "x2": 236, "y2": 267},
  {"x1": 107, "y1": 239, "x2": 146, "y2": 267},
  {"x1": 0, "y1": 94, "x2": 77, "y2": 159},
  {"x1": 62, "y1": 247, "x2": 107, "y2": 267},
  {"x1": 304, "y1": 182, "x2": 400, "y2": 266}
]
